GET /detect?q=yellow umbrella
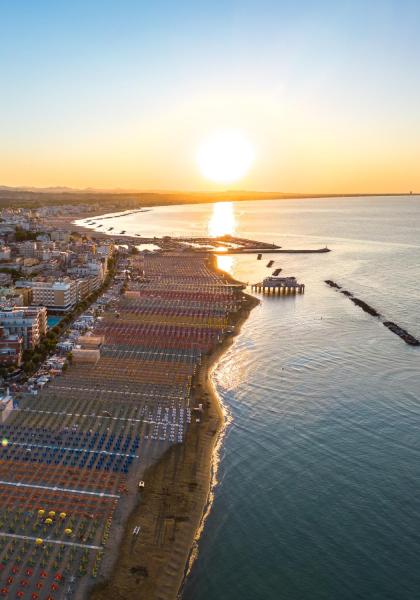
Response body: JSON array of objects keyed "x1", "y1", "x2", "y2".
[
  {"x1": 48, "y1": 511, "x2": 56, "y2": 517},
  {"x1": 35, "y1": 538, "x2": 43, "y2": 545},
  {"x1": 64, "y1": 528, "x2": 72, "y2": 535},
  {"x1": 59, "y1": 512, "x2": 66, "y2": 519},
  {"x1": 38, "y1": 509, "x2": 45, "y2": 517},
  {"x1": 45, "y1": 518, "x2": 53, "y2": 525}
]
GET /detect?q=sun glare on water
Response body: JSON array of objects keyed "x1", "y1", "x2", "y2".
[
  {"x1": 217, "y1": 254, "x2": 234, "y2": 274},
  {"x1": 207, "y1": 202, "x2": 236, "y2": 274},
  {"x1": 197, "y1": 130, "x2": 255, "y2": 184},
  {"x1": 208, "y1": 202, "x2": 236, "y2": 237}
]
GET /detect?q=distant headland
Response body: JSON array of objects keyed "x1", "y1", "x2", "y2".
[{"x1": 0, "y1": 186, "x2": 417, "y2": 211}]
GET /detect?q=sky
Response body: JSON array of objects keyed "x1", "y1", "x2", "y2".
[{"x1": 1, "y1": 0, "x2": 420, "y2": 193}]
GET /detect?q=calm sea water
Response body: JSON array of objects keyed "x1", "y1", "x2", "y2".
[{"x1": 81, "y1": 197, "x2": 420, "y2": 599}]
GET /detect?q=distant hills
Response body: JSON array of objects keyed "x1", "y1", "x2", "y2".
[
  {"x1": 0, "y1": 187, "x2": 301, "y2": 210},
  {"x1": 0, "y1": 186, "x2": 416, "y2": 210}
]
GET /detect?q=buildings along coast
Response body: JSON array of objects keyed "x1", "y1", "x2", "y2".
[{"x1": 0, "y1": 249, "x2": 242, "y2": 598}]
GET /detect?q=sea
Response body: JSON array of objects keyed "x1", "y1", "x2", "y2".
[{"x1": 78, "y1": 196, "x2": 420, "y2": 600}]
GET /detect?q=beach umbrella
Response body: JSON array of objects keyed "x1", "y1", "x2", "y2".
[
  {"x1": 59, "y1": 512, "x2": 66, "y2": 519},
  {"x1": 45, "y1": 518, "x2": 53, "y2": 525}
]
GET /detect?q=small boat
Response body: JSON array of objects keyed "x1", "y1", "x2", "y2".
[
  {"x1": 257, "y1": 253, "x2": 262, "y2": 260},
  {"x1": 267, "y1": 260, "x2": 274, "y2": 267},
  {"x1": 273, "y1": 268, "x2": 282, "y2": 276}
]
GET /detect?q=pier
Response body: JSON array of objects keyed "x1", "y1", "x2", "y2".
[{"x1": 251, "y1": 276, "x2": 305, "y2": 295}]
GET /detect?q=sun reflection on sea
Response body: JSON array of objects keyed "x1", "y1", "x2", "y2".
[{"x1": 208, "y1": 202, "x2": 236, "y2": 237}]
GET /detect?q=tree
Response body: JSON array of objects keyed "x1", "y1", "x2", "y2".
[
  {"x1": 22, "y1": 349, "x2": 32, "y2": 362},
  {"x1": 14, "y1": 227, "x2": 39, "y2": 242},
  {"x1": 23, "y1": 361, "x2": 34, "y2": 373},
  {"x1": 32, "y1": 353, "x2": 42, "y2": 365}
]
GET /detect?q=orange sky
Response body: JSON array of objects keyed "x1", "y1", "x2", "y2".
[{"x1": 1, "y1": 2, "x2": 420, "y2": 193}]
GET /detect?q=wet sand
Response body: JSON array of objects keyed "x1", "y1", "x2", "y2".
[{"x1": 89, "y1": 288, "x2": 259, "y2": 600}]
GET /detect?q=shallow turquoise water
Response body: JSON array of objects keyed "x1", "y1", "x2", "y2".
[
  {"x1": 47, "y1": 315, "x2": 62, "y2": 328},
  {"x1": 86, "y1": 197, "x2": 420, "y2": 599}
]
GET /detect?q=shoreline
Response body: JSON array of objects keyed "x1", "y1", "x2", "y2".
[
  {"x1": 89, "y1": 260, "x2": 259, "y2": 600},
  {"x1": 178, "y1": 284, "x2": 259, "y2": 598},
  {"x1": 43, "y1": 204, "x2": 261, "y2": 600},
  {"x1": 41, "y1": 193, "x2": 418, "y2": 240}
]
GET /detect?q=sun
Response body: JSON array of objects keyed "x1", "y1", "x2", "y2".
[{"x1": 196, "y1": 130, "x2": 255, "y2": 184}]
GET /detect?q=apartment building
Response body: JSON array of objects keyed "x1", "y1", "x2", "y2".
[
  {"x1": 50, "y1": 230, "x2": 70, "y2": 243},
  {"x1": 0, "y1": 306, "x2": 47, "y2": 349},
  {"x1": 18, "y1": 241, "x2": 37, "y2": 258},
  {"x1": 17, "y1": 278, "x2": 78, "y2": 313},
  {"x1": 0, "y1": 326, "x2": 23, "y2": 366},
  {"x1": 96, "y1": 243, "x2": 114, "y2": 258},
  {"x1": 67, "y1": 259, "x2": 105, "y2": 281},
  {"x1": 0, "y1": 246, "x2": 11, "y2": 260}
]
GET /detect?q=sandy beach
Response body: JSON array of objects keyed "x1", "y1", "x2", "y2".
[
  {"x1": 88, "y1": 283, "x2": 259, "y2": 600},
  {"x1": 42, "y1": 209, "x2": 260, "y2": 600}
]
